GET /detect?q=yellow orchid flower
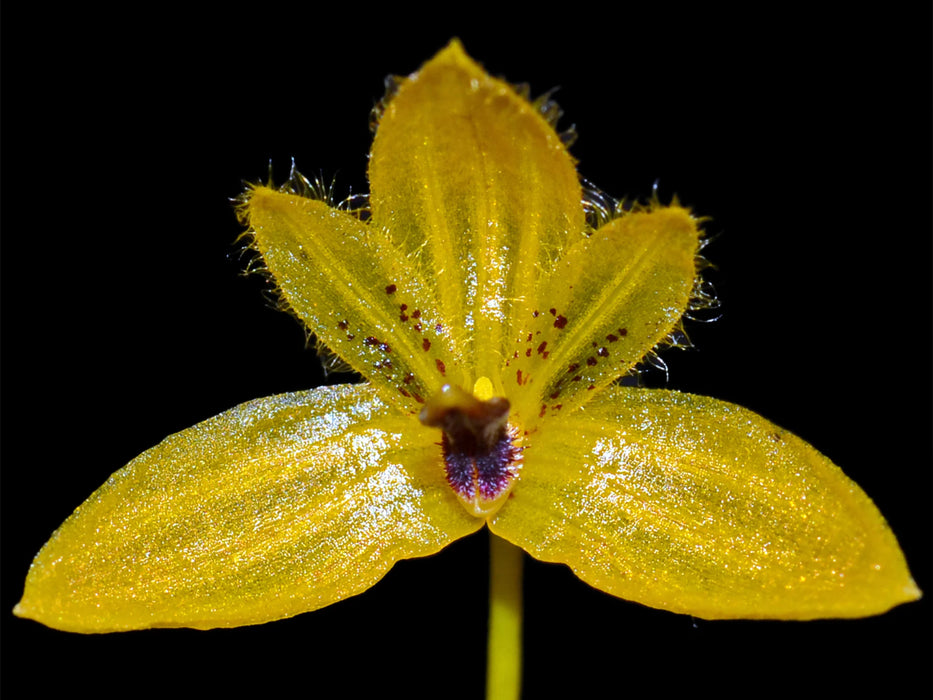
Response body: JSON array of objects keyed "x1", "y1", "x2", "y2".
[{"x1": 15, "y1": 40, "x2": 918, "y2": 697}]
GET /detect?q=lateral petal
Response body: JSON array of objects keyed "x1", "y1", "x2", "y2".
[
  {"x1": 242, "y1": 186, "x2": 457, "y2": 414},
  {"x1": 508, "y1": 206, "x2": 701, "y2": 422},
  {"x1": 15, "y1": 384, "x2": 481, "y2": 632},
  {"x1": 490, "y1": 386, "x2": 919, "y2": 619},
  {"x1": 369, "y1": 40, "x2": 585, "y2": 389}
]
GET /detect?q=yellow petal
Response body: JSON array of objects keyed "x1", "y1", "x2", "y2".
[
  {"x1": 508, "y1": 205, "x2": 701, "y2": 422},
  {"x1": 242, "y1": 186, "x2": 457, "y2": 414},
  {"x1": 15, "y1": 384, "x2": 481, "y2": 632},
  {"x1": 369, "y1": 40, "x2": 585, "y2": 389},
  {"x1": 490, "y1": 386, "x2": 919, "y2": 619}
]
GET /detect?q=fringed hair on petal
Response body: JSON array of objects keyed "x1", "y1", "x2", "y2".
[{"x1": 233, "y1": 163, "x2": 370, "y2": 377}]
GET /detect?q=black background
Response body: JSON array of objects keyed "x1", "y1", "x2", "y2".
[{"x1": 3, "y1": 5, "x2": 930, "y2": 698}]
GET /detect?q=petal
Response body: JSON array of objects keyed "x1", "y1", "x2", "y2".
[
  {"x1": 15, "y1": 384, "x2": 481, "y2": 632},
  {"x1": 369, "y1": 40, "x2": 585, "y2": 388},
  {"x1": 490, "y1": 386, "x2": 919, "y2": 619},
  {"x1": 508, "y1": 205, "x2": 701, "y2": 423},
  {"x1": 242, "y1": 186, "x2": 457, "y2": 414}
]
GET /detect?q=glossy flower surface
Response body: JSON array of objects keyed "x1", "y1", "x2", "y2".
[{"x1": 15, "y1": 41, "x2": 918, "y2": 633}]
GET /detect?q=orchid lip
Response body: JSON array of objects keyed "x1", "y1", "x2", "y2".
[{"x1": 420, "y1": 383, "x2": 522, "y2": 517}]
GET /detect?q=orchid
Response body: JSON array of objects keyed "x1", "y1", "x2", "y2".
[{"x1": 15, "y1": 40, "x2": 918, "y2": 699}]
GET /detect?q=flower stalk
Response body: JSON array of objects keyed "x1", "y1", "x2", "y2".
[{"x1": 487, "y1": 534, "x2": 523, "y2": 700}]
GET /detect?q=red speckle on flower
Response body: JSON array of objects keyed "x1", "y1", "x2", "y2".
[
  {"x1": 606, "y1": 333, "x2": 619, "y2": 342},
  {"x1": 422, "y1": 338, "x2": 431, "y2": 351},
  {"x1": 549, "y1": 308, "x2": 556, "y2": 316},
  {"x1": 403, "y1": 372, "x2": 414, "y2": 384},
  {"x1": 539, "y1": 404, "x2": 547, "y2": 418},
  {"x1": 516, "y1": 369, "x2": 523, "y2": 386},
  {"x1": 363, "y1": 336, "x2": 380, "y2": 347},
  {"x1": 411, "y1": 309, "x2": 421, "y2": 319},
  {"x1": 385, "y1": 284, "x2": 397, "y2": 295},
  {"x1": 618, "y1": 327, "x2": 628, "y2": 336},
  {"x1": 554, "y1": 315, "x2": 568, "y2": 329},
  {"x1": 525, "y1": 348, "x2": 532, "y2": 357},
  {"x1": 597, "y1": 347, "x2": 609, "y2": 358},
  {"x1": 586, "y1": 357, "x2": 597, "y2": 366},
  {"x1": 436, "y1": 359, "x2": 446, "y2": 376},
  {"x1": 536, "y1": 341, "x2": 547, "y2": 355},
  {"x1": 337, "y1": 320, "x2": 349, "y2": 330},
  {"x1": 567, "y1": 363, "x2": 579, "y2": 373}
]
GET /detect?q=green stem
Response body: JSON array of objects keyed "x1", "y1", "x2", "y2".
[{"x1": 486, "y1": 533, "x2": 523, "y2": 700}]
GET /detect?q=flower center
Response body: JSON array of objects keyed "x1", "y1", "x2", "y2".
[{"x1": 419, "y1": 381, "x2": 522, "y2": 517}]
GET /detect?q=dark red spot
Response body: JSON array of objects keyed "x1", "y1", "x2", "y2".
[
  {"x1": 398, "y1": 387, "x2": 411, "y2": 398},
  {"x1": 436, "y1": 359, "x2": 446, "y2": 376},
  {"x1": 337, "y1": 320, "x2": 349, "y2": 330},
  {"x1": 586, "y1": 357, "x2": 597, "y2": 366},
  {"x1": 549, "y1": 308, "x2": 557, "y2": 316},
  {"x1": 554, "y1": 404, "x2": 563, "y2": 411},
  {"x1": 513, "y1": 351, "x2": 519, "y2": 359},
  {"x1": 385, "y1": 284, "x2": 397, "y2": 295},
  {"x1": 400, "y1": 304, "x2": 408, "y2": 311},
  {"x1": 572, "y1": 375, "x2": 582, "y2": 382},
  {"x1": 550, "y1": 391, "x2": 560, "y2": 399},
  {"x1": 554, "y1": 315, "x2": 568, "y2": 329},
  {"x1": 527, "y1": 333, "x2": 533, "y2": 342},
  {"x1": 533, "y1": 310, "x2": 540, "y2": 318},
  {"x1": 400, "y1": 311, "x2": 409, "y2": 321},
  {"x1": 539, "y1": 404, "x2": 547, "y2": 417},
  {"x1": 414, "y1": 323, "x2": 423, "y2": 332},
  {"x1": 516, "y1": 369, "x2": 523, "y2": 386},
  {"x1": 525, "y1": 348, "x2": 532, "y2": 357},
  {"x1": 567, "y1": 363, "x2": 579, "y2": 373},
  {"x1": 403, "y1": 373, "x2": 414, "y2": 384},
  {"x1": 619, "y1": 328, "x2": 628, "y2": 336},
  {"x1": 364, "y1": 336, "x2": 379, "y2": 346},
  {"x1": 422, "y1": 338, "x2": 431, "y2": 351},
  {"x1": 542, "y1": 351, "x2": 549, "y2": 359},
  {"x1": 606, "y1": 334, "x2": 619, "y2": 342},
  {"x1": 413, "y1": 393, "x2": 425, "y2": 404},
  {"x1": 536, "y1": 341, "x2": 547, "y2": 355},
  {"x1": 347, "y1": 333, "x2": 355, "y2": 341},
  {"x1": 411, "y1": 309, "x2": 421, "y2": 319},
  {"x1": 597, "y1": 347, "x2": 609, "y2": 358},
  {"x1": 592, "y1": 342, "x2": 598, "y2": 347},
  {"x1": 587, "y1": 384, "x2": 596, "y2": 390}
]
